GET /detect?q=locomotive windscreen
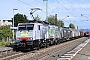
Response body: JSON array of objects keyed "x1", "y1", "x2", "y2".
[{"x1": 18, "y1": 24, "x2": 34, "y2": 30}]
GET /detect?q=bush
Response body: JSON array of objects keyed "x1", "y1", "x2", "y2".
[
  {"x1": 0, "y1": 41, "x2": 5, "y2": 46},
  {"x1": 5, "y1": 42, "x2": 11, "y2": 46},
  {"x1": 0, "y1": 41, "x2": 11, "y2": 46}
]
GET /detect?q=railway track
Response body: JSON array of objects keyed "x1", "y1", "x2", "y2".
[
  {"x1": 57, "y1": 38, "x2": 90, "y2": 60},
  {"x1": 0, "y1": 47, "x2": 13, "y2": 56},
  {"x1": 0, "y1": 37, "x2": 88, "y2": 60},
  {"x1": 31, "y1": 37, "x2": 88, "y2": 60},
  {"x1": 0, "y1": 51, "x2": 24, "y2": 60}
]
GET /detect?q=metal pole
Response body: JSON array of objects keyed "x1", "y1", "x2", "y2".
[
  {"x1": 12, "y1": 9, "x2": 14, "y2": 42},
  {"x1": 46, "y1": 0, "x2": 48, "y2": 21},
  {"x1": 43, "y1": 0, "x2": 48, "y2": 21},
  {"x1": 55, "y1": 14, "x2": 57, "y2": 25},
  {"x1": 12, "y1": 9, "x2": 18, "y2": 42}
]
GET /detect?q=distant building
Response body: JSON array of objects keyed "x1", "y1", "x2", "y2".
[{"x1": 0, "y1": 20, "x2": 12, "y2": 26}]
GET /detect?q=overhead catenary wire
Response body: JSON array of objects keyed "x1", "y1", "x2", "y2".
[
  {"x1": 66, "y1": 0, "x2": 90, "y2": 22},
  {"x1": 66, "y1": 0, "x2": 86, "y2": 17},
  {"x1": 56, "y1": 0, "x2": 74, "y2": 15},
  {"x1": 66, "y1": 1, "x2": 90, "y2": 23},
  {"x1": 66, "y1": 0, "x2": 78, "y2": 13},
  {"x1": 18, "y1": 0, "x2": 33, "y2": 7},
  {"x1": 18, "y1": 0, "x2": 46, "y2": 13},
  {"x1": 81, "y1": 14, "x2": 90, "y2": 20},
  {"x1": 18, "y1": 0, "x2": 70, "y2": 20},
  {"x1": 18, "y1": 0, "x2": 48, "y2": 20},
  {"x1": 34, "y1": 0, "x2": 70, "y2": 21},
  {"x1": 55, "y1": 0, "x2": 80, "y2": 21},
  {"x1": 34, "y1": 0, "x2": 59, "y2": 14}
]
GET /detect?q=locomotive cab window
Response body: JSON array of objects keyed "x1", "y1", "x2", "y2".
[
  {"x1": 38, "y1": 25, "x2": 40, "y2": 30},
  {"x1": 26, "y1": 24, "x2": 34, "y2": 30},
  {"x1": 18, "y1": 24, "x2": 34, "y2": 30}
]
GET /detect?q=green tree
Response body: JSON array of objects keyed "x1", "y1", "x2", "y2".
[
  {"x1": 0, "y1": 25, "x2": 12, "y2": 40},
  {"x1": 47, "y1": 15, "x2": 64, "y2": 27},
  {"x1": 57, "y1": 20, "x2": 64, "y2": 27},
  {"x1": 14, "y1": 13, "x2": 29, "y2": 27},
  {"x1": 47, "y1": 15, "x2": 55, "y2": 24},
  {"x1": 69, "y1": 23, "x2": 75, "y2": 29},
  {"x1": 34, "y1": 14, "x2": 41, "y2": 20}
]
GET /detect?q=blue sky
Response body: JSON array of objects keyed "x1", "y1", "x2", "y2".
[{"x1": 0, "y1": 0, "x2": 90, "y2": 29}]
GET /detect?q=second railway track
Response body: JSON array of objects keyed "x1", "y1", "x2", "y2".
[{"x1": 0, "y1": 37, "x2": 88, "y2": 60}]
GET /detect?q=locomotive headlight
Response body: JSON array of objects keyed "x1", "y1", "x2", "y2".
[
  {"x1": 43, "y1": 40, "x2": 44, "y2": 42},
  {"x1": 30, "y1": 37, "x2": 33, "y2": 40},
  {"x1": 49, "y1": 40, "x2": 50, "y2": 41}
]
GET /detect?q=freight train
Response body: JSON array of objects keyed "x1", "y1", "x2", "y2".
[{"x1": 13, "y1": 20, "x2": 84, "y2": 51}]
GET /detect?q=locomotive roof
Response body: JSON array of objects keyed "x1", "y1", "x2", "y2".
[
  {"x1": 29, "y1": 20, "x2": 49, "y2": 24},
  {"x1": 18, "y1": 20, "x2": 59, "y2": 27},
  {"x1": 29, "y1": 20, "x2": 58, "y2": 26}
]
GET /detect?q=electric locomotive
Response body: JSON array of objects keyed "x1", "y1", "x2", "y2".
[{"x1": 13, "y1": 20, "x2": 61, "y2": 50}]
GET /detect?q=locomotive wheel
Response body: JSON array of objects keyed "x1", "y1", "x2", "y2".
[
  {"x1": 13, "y1": 48, "x2": 16, "y2": 51},
  {"x1": 55, "y1": 40, "x2": 58, "y2": 45},
  {"x1": 36, "y1": 44, "x2": 40, "y2": 50},
  {"x1": 30, "y1": 46, "x2": 33, "y2": 51},
  {"x1": 46, "y1": 42, "x2": 49, "y2": 48},
  {"x1": 15, "y1": 48, "x2": 19, "y2": 52},
  {"x1": 36, "y1": 44, "x2": 39, "y2": 50},
  {"x1": 46, "y1": 44, "x2": 49, "y2": 48},
  {"x1": 13, "y1": 47, "x2": 19, "y2": 52}
]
